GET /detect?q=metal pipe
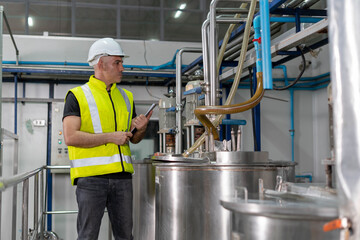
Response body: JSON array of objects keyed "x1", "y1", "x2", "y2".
[
  {"x1": 12, "y1": 134, "x2": 19, "y2": 240},
  {"x1": 162, "y1": 133, "x2": 166, "y2": 153},
  {"x1": 201, "y1": 18, "x2": 210, "y2": 106},
  {"x1": 216, "y1": 8, "x2": 250, "y2": 14},
  {"x1": 186, "y1": 127, "x2": 190, "y2": 149},
  {"x1": 190, "y1": 125, "x2": 195, "y2": 146},
  {"x1": 0, "y1": 167, "x2": 43, "y2": 191},
  {"x1": 237, "y1": 128, "x2": 241, "y2": 151},
  {"x1": 22, "y1": 178, "x2": 29, "y2": 240},
  {"x1": 216, "y1": 17, "x2": 246, "y2": 24},
  {"x1": 3, "y1": 11, "x2": 19, "y2": 65},
  {"x1": 175, "y1": 48, "x2": 202, "y2": 154},
  {"x1": 0, "y1": 6, "x2": 3, "y2": 234},
  {"x1": 159, "y1": 133, "x2": 163, "y2": 153},
  {"x1": 34, "y1": 174, "x2": 39, "y2": 233},
  {"x1": 40, "y1": 170, "x2": 44, "y2": 240},
  {"x1": 209, "y1": 0, "x2": 220, "y2": 106},
  {"x1": 231, "y1": 128, "x2": 236, "y2": 151}
]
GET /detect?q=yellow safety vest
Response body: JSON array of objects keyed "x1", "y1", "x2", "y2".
[{"x1": 66, "y1": 75, "x2": 134, "y2": 185}]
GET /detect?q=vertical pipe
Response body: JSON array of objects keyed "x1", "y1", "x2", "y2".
[
  {"x1": 46, "y1": 84, "x2": 54, "y2": 231},
  {"x1": 40, "y1": 169, "x2": 44, "y2": 240},
  {"x1": 295, "y1": 8, "x2": 301, "y2": 33},
  {"x1": 159, "y1": 133, "x2": 162, "y2": 153},
  {"x1": 22, "y1": 179, "x2": 29, "y2": 240},
  {"x1": 225, "y1": 88, "x2": 231, "y2": 140},
  {"x1": 12, "y1": 137, "x2": 19, "y2": 240},
  {"x1": 253, "y1": 71, "x2": 261, "y2": 151},
  {"x1": 190, "y1": 125, "x2": 195, "y2": 146},
  {"x1": 274, "y1": 65, "x2": 294, "y2": 162},
  {"x1": 260, "y1": 0, "x2": 273, "y2": 89},
  {"x1": 209, "y1": 0, "x2": 219, "y2": 105},
  {"x1": 34, "y1": 174, "x2": 39, "y2": 233},
  {"x1": 290, "y1": 88, "x2": 295, "y2": 162},
  {"x1": 162, "y1": 133, "x2": 166, "y2": 153},
  {"x1": 175, "y1": 50, "x2": 184, "y2": 154},
  {"x1": 175, "y1": 48, "x2": 201, "y2": 154},
  {"x1": 186, "y1": 127, "x2": 190, "y2": 149},
  {"x1": 0, "y1": 6, "x2": 3, "y2": 237},
  {"x1": 14, "y1": 74, "x2": 18, "y2": 134},
  {"x1": 201, "y1": 18, "x2": 210, "y2": 106}
]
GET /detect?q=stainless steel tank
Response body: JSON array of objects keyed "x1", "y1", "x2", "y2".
[
  {"x1": 221, "y1": 190, "x2": 340, "y2": 240},
  {"x1": 154, "y1": 151, "x2": 296, "y2": 240},
  {"x1": 132, "y1": 158, "x2": 156, "y2": 240}
]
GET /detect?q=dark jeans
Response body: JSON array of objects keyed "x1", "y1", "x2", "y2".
[{"x1": 76, "y1": 177, "x2": 133, "y2": 240}]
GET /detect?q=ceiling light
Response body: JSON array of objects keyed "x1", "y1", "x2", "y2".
[
  {"x1": 28, "y1": 17, "x2": 33, "y2": 27},
  {"x1": 174, "y1": 3, "x2": 186, "y2": 19},
  {"x1": 179, "y1": 3, "x2": 186, "y2": 9}
]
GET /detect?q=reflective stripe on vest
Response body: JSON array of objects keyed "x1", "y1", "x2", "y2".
[
  {"x1": 70, "y1": 154, "x2": 132, "y2": 168},
  {"x1": 119, "y1": 88, "x2": 131, "y2": 131},
  {"x1": 81, "y1": 84, "x2": 103, "y2": 133}
]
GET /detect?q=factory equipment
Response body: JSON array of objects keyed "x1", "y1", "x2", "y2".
[
  {"x1": 183, "y1": 70, "x2": 206, "y2": 150},
  {"x1": 51, "y1": 102, "x2": 69, "y2": 173},
  {"x1": 221, "y1": 182, "x2": 340, "y2": 240},
  {"x1": 157, "y1": 91, "x2": 176, "y2": 154},
  {"x1": 132, "y1": 158, "x2": 156, "y2": 240},
  {"x1": 153, "y1": 152, "x2": 295, "y2": 240}
]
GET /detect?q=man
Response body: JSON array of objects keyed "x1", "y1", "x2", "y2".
[{"x1": 63, "y1": 38, "x2": 151, "y2": 240}]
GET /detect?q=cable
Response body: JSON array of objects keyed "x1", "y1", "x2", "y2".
[{"x1": 273, "y1": 46, "x2": 306, "y2": 91}]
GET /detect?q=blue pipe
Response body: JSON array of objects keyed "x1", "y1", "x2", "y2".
[
  {"x1": 152, "y1": 49, "x2": 179, "y2": 70},
  {"x1": 253, "y1": 16, "x2": 262, "y2": 72},
  {"x1": 274, "y1": 65, "x2": 294, "y2": 162},
  {"x1": 260, "y1": 0, "x2": 273, "y2": 89},
  {"x1": 270, "y1": 16, "x2": 324, "y2": 23},
  {"x1": 46, "y1": 84, "x2": 54, "y2": 231},
  {"x1": 253, "y1": 68, "x2": 261, "y2": 151},
  {"x1": 2, "y1": 60, "x2": 182, "y2": 70}
]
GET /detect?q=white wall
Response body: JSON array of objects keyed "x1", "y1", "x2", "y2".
[{"x1": 1, "y1": 35, "x2": 331, "y2": 239}]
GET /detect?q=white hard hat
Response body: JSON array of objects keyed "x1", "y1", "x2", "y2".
[{"x1": 87, "y1": 38, "x2": 128, "y2": 66}]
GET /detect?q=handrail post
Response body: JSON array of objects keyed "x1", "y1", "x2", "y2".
[
  {"x1": 34, "y1": 174, "x2": 39, "y2": 237},
  {"x1": 22, "y1": 178, "x2": 29, "y2": 240},
  {"x1": 40, "y1": 169, "x2": 45, "y2": 240}
]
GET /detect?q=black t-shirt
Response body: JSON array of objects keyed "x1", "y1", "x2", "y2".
[
  {"x1": 63, "y1": 91, "x2": 137, "y2": 120},
  {"x1": 63, "y1": 91, "x2": 137, "y2": 182}
]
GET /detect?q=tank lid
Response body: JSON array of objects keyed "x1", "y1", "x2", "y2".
[
  {"x1": 151, "y1": 154, "x2": 210, "y2": 163},
  {"x1": 204, "y1": 151, "x2": 270, "y2": 164},
  {"x1": 220, "y1": 196, "x2": 338, "y2": 219}
]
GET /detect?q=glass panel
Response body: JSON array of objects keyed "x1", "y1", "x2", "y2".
[
  {"x1": 120, "y1": 8, "x2": 160, "y2": 40},
  {"x1": 76, "y1": 7, "x2": 117, "y2": 38},
  {"x1": 164, "y1": 0, "x2": 200, "y2": 10},
  {"x1": 164, "y1": 10, "x2": 202, "y2": 42},
  {"x1": 120, "y1": 0, "x2": 160, "y2": 7},
  {"x1": 29, "y1": 4, "x2": 71, "y2": 36},
  {"x1": 2, "y1": 3, "x2": 26, "y2": 35}
]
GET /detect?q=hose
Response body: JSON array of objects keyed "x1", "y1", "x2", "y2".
[
  {"x1": 183, "y1": 0, "x2": 258, "y2": 157},
  {"x1": 273, "y1": 46, "x2": 306, "y2": 90}
]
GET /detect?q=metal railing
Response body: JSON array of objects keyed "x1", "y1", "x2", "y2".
[
  {"x1": 0, "y1": 165, "x2": 117, "y2": 240},
  {"x1": 0, "y1": 166, "x2": 44, "y2": 240}
]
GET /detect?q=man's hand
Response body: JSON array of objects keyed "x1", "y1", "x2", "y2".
[
  {"x1": 130, "y1": 110, "x2": 152, "y2": 144},
  {"x1": 113, "y1": 131, "x2": 133, "y2": 145},
  {"x1": 132, "y1": 112, "x2": 152, "y2": 132}
]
